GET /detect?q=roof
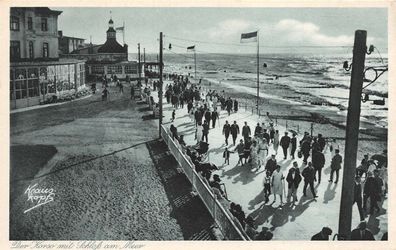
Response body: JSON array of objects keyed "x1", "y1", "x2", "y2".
[
  {"x1": 61, "y1": 36, "x2": 85, "y2": 41},
  {"x1": 97, "y1": 39, "x2": 125, "y2": 53},
  {"x1": 34, "y1": 7, "x2": 62, "y2": 16}
]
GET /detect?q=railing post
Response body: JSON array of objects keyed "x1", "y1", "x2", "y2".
[{"x1": 286, "y1": 120, "x2": 288, "y2": 130}]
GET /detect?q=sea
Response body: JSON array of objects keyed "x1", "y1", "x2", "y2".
[{"x1": 130, "y1": 52, "x2": 388, "y2": 129}]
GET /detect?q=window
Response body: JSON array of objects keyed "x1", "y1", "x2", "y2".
[
  {"x1": 10, "y1": 16, "x2": 19, "y2": 31},
  {"x1": 28, "y1": 41, "x2": 34, "y2": 59},
  {"x1": 91, "y1": 65, "x2": 104, "y2": 74},
  {"x1": 27, "y1": 17, "x2": 33, "y2": 30},
  {"x1": 27, "y1": 68, "x2": 39, "y2": 97},
  {"x1": 107, "y1": 65, "x2": 122, "y2": 74},
  {"x1": 41, "y1": 17, "x2": 48, "y2": 31},
  {"x1": 10, "y1": 41, "x2": 21, "y2": 60},
  {"x1": 43, "y1": 43, "x2": 49, "y2": 58},
  {"x1": 14, "y1": 68, "x2": 27, "y2": 99},
  {"x1": 125, "y1": 64, "x2": 137, "y2": 74}
]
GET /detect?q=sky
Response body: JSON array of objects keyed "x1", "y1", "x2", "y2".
[{"x1": 56, "y1": 7, "x2": 388, "y2": 55}]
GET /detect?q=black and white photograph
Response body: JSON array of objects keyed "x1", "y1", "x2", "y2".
[{"x1": 5, "y1": 1, "x2": 393, "y2": 246}]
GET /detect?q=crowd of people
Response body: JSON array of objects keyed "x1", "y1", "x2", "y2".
[{"x1": 160, "y1": 73, "x2": 387, "y2": 240}]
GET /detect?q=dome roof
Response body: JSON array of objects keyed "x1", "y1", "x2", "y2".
[{"x1": 97, "y1": 39, "x2": 125, "y2": 53}]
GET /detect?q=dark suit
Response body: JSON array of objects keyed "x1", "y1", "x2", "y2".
[
  {"x1": 302, "y1": 166, "x2": 316, "y2": 197},
  {"x1": 353, "y1": 182, "x2": 365, "y2": 221},
  {"x1": 290, "y1": 137, "x2": 297, "y2": 159},
  {"x1": 312, "y1": 151, "x2": 325, "y2": 183},
  {"x1": 223, "y1": 124, "x2": 231, "y2": 145},
  {"x1": 350, "y1": 229, "x2": 375, "y2": 240},
  {"x1": 280, "y1": 135, "x2": 291, "y2": 159}
]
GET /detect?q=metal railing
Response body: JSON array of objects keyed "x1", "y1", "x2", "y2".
[{"x1": 160, "y1": 125, "x2": 250, "y2": 240}]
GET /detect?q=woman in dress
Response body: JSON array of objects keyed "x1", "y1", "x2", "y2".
[
  {"x1": 273, "y1": 130, "x2": 280, "y2": 155},
  {"x1": 196, "y1": 122, "x2": 203, "y2": 144},
  {"x1": 271, "y1": 165, "x2": 285, "y2": 206},
  {"x1": 257, "y1": 137, "x2": 268, "y2": 171},
  {"x1": 250, "y1": 140, "x2": 259, "y2": 170}
]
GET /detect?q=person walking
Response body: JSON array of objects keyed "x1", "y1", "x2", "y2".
[
  {"x1": 202, "y1": 120, "x2": 210, "y2": 143},
  {"x1": 242, "y1": 122, "x2": 251, "y2": 142},
  {"x1": 226, "y1": 98, "x2": 233, "y2": 116},
  {"x1": 263, "y1": 171, "x2": 272, "y2": 203},
  {"x1": 102, "y1": 87, "x2": 109, "y2": 101},
  {"x1": 312, "y1": 150, "x2": 325, "y2": 183},
  {"x1": 364, "y1": 170, "x2": 383, "y2": 215},
  {"x1": 231, "y1": 121, "x2": 240, "y2": 145},
  {"x1": 211, "y1": 109, "x2": 219, "y2": 128},
  {"x1": 235, "y1": 139, "x2": 245, "y2": 166},
  {"x1": 271, "y1": 165, "x2": 285, "y2": 206},
  {"x1": 353, "y1": 176, "x2": 365, "y2": 221},
  {"x1": 171, "y1": 109, "x2": 176, "y2": 122},
  {"x1": 317, "y1": 134, "x2": 326, "y2": 152},
  {"x1": 268, "y1": 123, "x2": 275, "y2": 143},
  {"x1": 250, "y1": 140, "x2": 259, "y2": 170},
  {"x1": 262, "y1": 128, "x2": 270, "y2": 145},
  {"x1": 223, "y1": 120, "x2": 231, "y2": 145},
  {"x1": 257, "y1": 137, "x2": 268, "y2": 171},
  {"x1": 301, "y1": 137, "x2": 312, "y2": 164},
  {"x1": 234, "y1": 99, "x2": 239, "y2": 112},
  {"x1": 329, "y1": 149, "x2": 342, "y2": 183},
  {"x1": 196, "y1": 122, "x2": 203, "y2": 144},
  {"x1": 280, "y1": 132, "x2": 291, "y2": 159},
  {"x1": 286, "y1": 165, "x2": 302, "y2": 204},
  {"x1": 265, "y1": 154, "x2": 277, "y2": 175},
  {"x1": 254, "y1": 123, "x2": 262, "y2": 137},
  {"x1": 290, "y1": 133, "x2": 297, "y2": 159},
  {"x1": 273, "y1": 130, "x2": 280, "y2": 155},
  {"x1": 223, "y1": 147, "x2": 232, "y2": 165},
  {"x1": 302, "y1": 162, "x2": 317, "y2": 198},
  {"x1": 204, "y1": 110, "x2": 212, "y2": 126}
]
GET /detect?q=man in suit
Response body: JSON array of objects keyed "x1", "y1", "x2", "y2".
[
  {"x1": 290, "y1": 133, "x2": 297, "y2": 159},
  {"x1": 350, "y1": 221, "x2": 375, "y2": 240},
  {"x1": 311, "y1": 227, "x2": 333, "y2": 240},
  {"x1": 230, "y1": 121, "x2": 240, "y2": 145},
  {"x1": 280, "y1": 132, "x2": 291, "y2": 160},
  {"x1": 312, "y1": 150, "x2": 325, "y2": 183},
  {"x1": 265, "y1": 155, "x2": 277, "y2": 175},
  {"x1": 302, "y1": 162, "x2": 318, "y2": 198},
  {"x1": 286, "y1": 162, "x2": 302, "y2": 203},
  {"x1": 242, "y1": 121, "x2": 251, "y2": 142},
  {"x1": 329, "y1": 149, "x2": 342, "y2": 183},
  {"x1": 353, "y1": 176, "x2": 365, "y2": 221},
  {"x1": 223, "y1": 120, "x2": 231, "y2": 145}
]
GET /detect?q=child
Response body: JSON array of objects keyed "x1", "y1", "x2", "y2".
[
  {"x1": 263, "y1": 171, "x2": 272, "y2": 203},
  {"x1": 223, "y1": 147, "x2": 232, "y2": 165},
  {"x1": 171, "y1": 109, "x2": 176, "y2": 122}
]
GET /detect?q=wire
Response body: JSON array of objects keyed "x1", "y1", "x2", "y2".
[
  {"x1": 165, "y1": 34, "x2": 353, "y2": 49},
  {"x1": 374, "y1": 46, "x2": 385, "y2": 65}
]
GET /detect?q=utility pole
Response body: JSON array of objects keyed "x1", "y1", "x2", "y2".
[
  {"x1": 144, "y1": 48, "x2": 146, "y2": 64},
  {"x1": 138, "y1": 43, "x2": 141, "y2": 83},
  {"x1": 159, "y1": 32, "x2": 163, "y2": 138},
  {"x1": 338, "y1": 30, "x2": 367, "y2": 240},
  {"x1": 256, "y1": 31, "x2": 259, "y2": 115}
]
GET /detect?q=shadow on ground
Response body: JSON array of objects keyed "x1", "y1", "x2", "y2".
[{"x1": 146, "y1": 139, "x2": 217, "y2": 240}]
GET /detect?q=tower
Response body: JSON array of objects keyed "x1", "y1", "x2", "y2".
[{"x1": 106, "y1": 18, "x2": 116, "y2": 40}]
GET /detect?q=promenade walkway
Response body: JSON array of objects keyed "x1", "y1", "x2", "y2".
[{"x1": 159, "y1": 84, "x2": 387, "y2": 240}]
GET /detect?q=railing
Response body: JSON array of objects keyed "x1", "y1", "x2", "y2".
[{"x1": 160, "y1": 125, "x2": 250, "y2": 240}]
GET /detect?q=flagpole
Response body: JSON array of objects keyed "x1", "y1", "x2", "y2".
[
  {"x1": 123, "y1": 21, "x2": 125, "y2": 45},
  {"x1": 256, "y1": 31, "x2": 259, "y2": 115},
  {"x1": 194, "y1": 49, "x2": 197, "y2": 82}
]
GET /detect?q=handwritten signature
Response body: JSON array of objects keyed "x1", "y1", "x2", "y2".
[{"x1": 24, "y1": 183, "x2": 55, "y2": 213}]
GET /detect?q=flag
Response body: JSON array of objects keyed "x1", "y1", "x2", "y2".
[
  {"x1": 115, "y1": 26, "x2": 124, "y2": 32},
  {"x1": 240, "y1": 31, "x2": 258, "y2": 43},
  {"x1": 187, "y1": 45, "x2": 195, "y2": 51}
]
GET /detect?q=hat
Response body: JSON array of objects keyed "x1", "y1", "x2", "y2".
[
  {"x1": 358, "y1": 221, "x2": 367, "y2": 230},
  {"x1": 322, "y1": 227, "x2": 332, "y2": 235}
]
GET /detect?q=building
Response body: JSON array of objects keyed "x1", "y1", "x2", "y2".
[
  {"x1": 58, "y1": 31, "x2": 85, "y2": 54},
  {"x1": 10, "y1": 7, "x2": 86, "y2": 110},
  {"x1": 60, "y1": 18, "x2": 138, "y2": 80}
]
